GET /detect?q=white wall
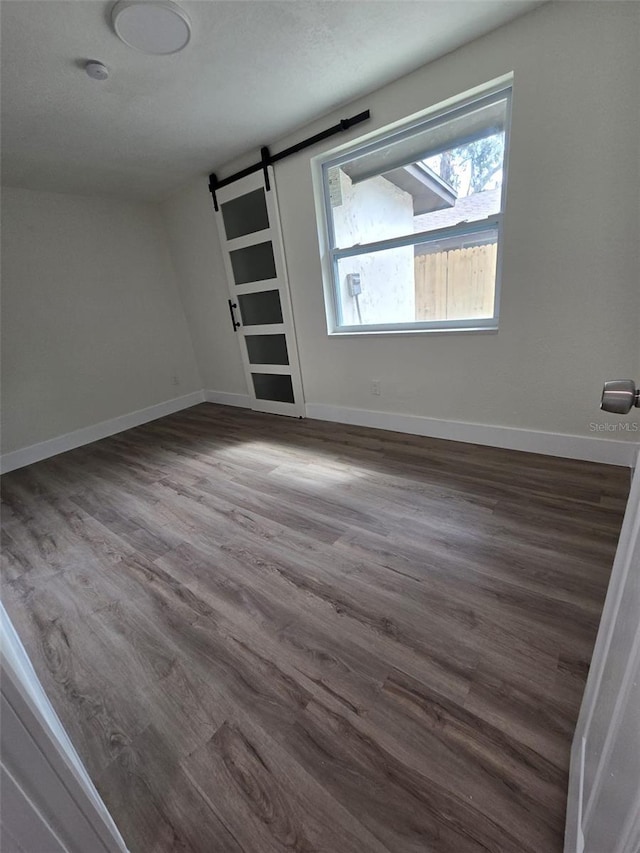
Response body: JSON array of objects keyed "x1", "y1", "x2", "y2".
[
  {"x1": 1, "y1": 187, "x2": 201, "y2": 455},
  {"x1": 159, "y1": 181, "x2": 246, "y2": 394},
  {"x1": 166, "y1": 1, "x2": 640, "y2": 447}
]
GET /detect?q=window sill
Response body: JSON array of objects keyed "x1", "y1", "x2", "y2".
[{"x1": 327, "y1": 326, "x2": 499, "y2": 338}]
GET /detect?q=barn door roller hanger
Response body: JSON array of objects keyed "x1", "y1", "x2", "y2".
[{"x1": 208, "y1": 110, "x2": 371, "y2": 210}]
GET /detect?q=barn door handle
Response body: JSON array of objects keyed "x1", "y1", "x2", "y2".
[{"x1": 228, "y1": 299, "x2": 240, "y2": 332}]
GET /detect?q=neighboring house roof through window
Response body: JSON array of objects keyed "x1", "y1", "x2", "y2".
[{"x1": 413, "y1": 187, "x2": 501, "y2": 231}]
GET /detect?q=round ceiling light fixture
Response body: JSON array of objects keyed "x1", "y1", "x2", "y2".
[{"x1": 111, "y1": 0, "x2": 191, "y2": 55}]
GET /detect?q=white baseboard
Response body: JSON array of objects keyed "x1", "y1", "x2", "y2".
[
  {"x1": 204, "y1": 390, "x2": 252, "y2": 409},
  {"x1": 305, "y1": 402, "x2": 639, "y2": 467},
  {"x1": 2, "y1": 391, "x2": 636, "y2": 475},
  {"x1": 0, "y1": 391, "x2": 205, "y2": 475}
]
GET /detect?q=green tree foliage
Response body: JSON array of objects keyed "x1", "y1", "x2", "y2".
[{"x1": 431, "y1": 133, "x2": 504, "y2": 196}]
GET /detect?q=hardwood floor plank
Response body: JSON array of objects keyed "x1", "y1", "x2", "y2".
[
  {"x1": 183, "y1": 715, "x2": 392, "y2": 853},
  {"x1": 153, "y1": 541, "x2": 391, "y2": 714},
  {"x1": 274, "y1": 694, "x2": 524, "y2": 853},
  {"x1": 3, "y1": 572, "x2": 145, "y2": 777},
  {"x1": 463, "y1": 662, "x2": 576, "y2": 770},
  {"x1": 97, "y1": 724, "x2": 243, "y2": 853},
  {"x1": 379, "y1": 668, "x2": 567, "y2": 829},
  {"x1": 0, "y1": 402, "x2": 629, "y2": 853}
]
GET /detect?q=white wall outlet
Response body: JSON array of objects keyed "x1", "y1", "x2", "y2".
[
  {"x1": 371, "y1": 380, "x2": 381, "y2": 396},
  {"x1": 172, "y1": 375, "x2": 180, "y2": 386}
]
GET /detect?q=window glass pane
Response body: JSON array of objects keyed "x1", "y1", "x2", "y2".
[
  {"x1": 335, "y1": 228, "x2": 497, "y2": 327},
  {"x1": 252, "y1": 373, "x2": 294, "y2": 403},
  {"x1": 327, "y1": 95, "x2": 508, "y2": 250},
  {"x1": 245, "y1": 334, "x2": 289, "y2": 365},
  {"x1": 238, "y1": 290, "x2": 283, "y2": 325},
  {"x1": 230, "y1": 241, "x2": 276, "y2": 285},
  {"x1": 221, "y1": 188, "x2": 270, "y2": 240}
]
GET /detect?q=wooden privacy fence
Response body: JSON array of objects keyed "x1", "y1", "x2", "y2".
[{"x1": 415, "y1": 243, "x2": 497, "y2": 321}]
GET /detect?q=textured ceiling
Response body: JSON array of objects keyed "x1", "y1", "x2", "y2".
[{"x1": 0, "y1": 0, "x2": 542, "y2": 200}]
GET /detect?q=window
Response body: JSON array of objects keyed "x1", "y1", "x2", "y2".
[{"x1": 318, "y1": 85, "x2": 512, "y2": 334}]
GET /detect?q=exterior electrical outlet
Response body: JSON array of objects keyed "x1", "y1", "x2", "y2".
[{"x1": 347, "y1": 273, "x2": 362, "y2": 296}]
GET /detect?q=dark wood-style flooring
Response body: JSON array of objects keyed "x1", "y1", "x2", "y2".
[{"x1": 1, "y1": 404, "x2": 630, "y2": 853}]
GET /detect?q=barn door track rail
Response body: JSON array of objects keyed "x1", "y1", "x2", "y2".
[{"x1": 208, "y1": 109, "x2": 370, "y2": 210}]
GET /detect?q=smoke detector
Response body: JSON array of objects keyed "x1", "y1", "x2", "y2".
[
  {"x1": 85, "y1": 60, "x2": 109, "y2": 80},
  {"x1": 111, "y1": 1, "x2": 191, "y2": 55}
]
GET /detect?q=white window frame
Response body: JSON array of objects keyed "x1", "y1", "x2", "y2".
[{"x1": 315, "y1": 83, "x2": 513, "y2": 336}]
